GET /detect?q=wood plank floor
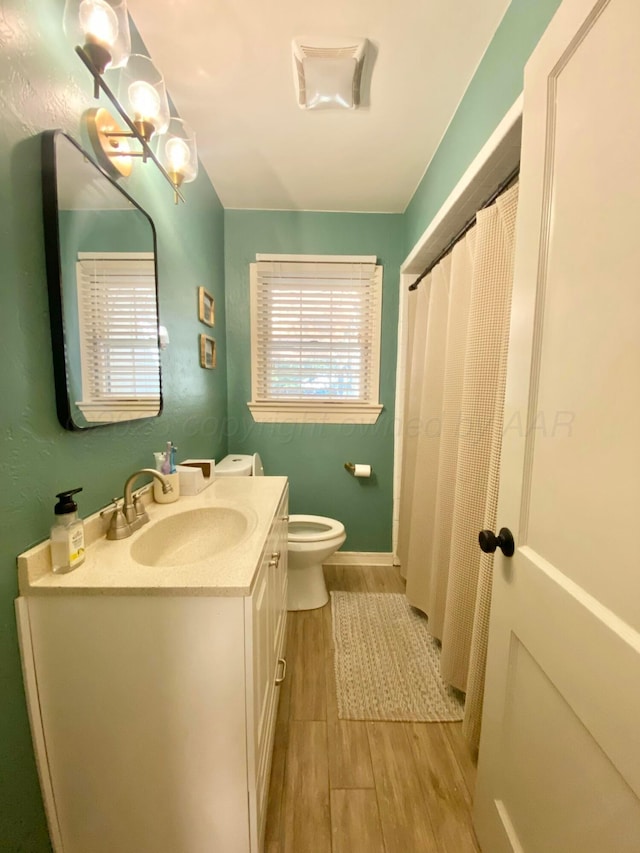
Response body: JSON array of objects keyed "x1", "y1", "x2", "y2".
[{"x1": 264, "y1": 565, "x2": 481, "y2": 853}]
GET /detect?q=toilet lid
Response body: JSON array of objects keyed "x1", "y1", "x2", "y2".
[
  {"x1": 252, "y1": 453, "x2": 264, "y2": 476},
  {"x1": 215, "y1": 454, "x2": 253, "y2": 476},
  {"x1": 288, "y1": 514, "x2": 345, "y2": 543}
]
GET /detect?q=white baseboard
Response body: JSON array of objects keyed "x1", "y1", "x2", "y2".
[{"x1": 323, "y1": 552, "x2": 394, "y2": 567}]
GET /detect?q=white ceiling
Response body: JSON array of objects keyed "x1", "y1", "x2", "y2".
[{"x1": 128, "y1": 0, "x2": 510, "y2": 213}]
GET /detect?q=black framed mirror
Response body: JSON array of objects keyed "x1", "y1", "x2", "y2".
[{"x1": 42, "y1": 130, "x2": 163, "y2": 430}]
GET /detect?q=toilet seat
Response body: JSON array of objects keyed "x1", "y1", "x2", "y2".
[{"x1": 288, "y1": 514, "x2": 345, "y2": 543}]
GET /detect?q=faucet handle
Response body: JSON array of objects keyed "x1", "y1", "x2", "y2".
[
  {"x1": 106, "y1": 507, "x2": 132, "y2": 541},
  {"x1": 100, "y1": 498, "x2": 120, "y2": 520},
  {"x1": 133, "y1": 493, "x2": 150, "y2": 525}
]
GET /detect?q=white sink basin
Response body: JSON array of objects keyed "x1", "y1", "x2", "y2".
[{"x1": 130, "y1": 507, "x2": 253, "y2": 567}]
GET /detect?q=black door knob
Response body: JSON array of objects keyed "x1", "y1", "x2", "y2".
[{"x1": 478, "y1": 527, "x2": 515, "y2": 557}]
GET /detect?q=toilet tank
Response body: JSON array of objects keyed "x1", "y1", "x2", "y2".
[{"x1": 216, "y1": 453, "x2": 264, "y2": 477}]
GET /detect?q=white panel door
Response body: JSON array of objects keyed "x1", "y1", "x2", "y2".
[{"x1": 473, "y1": 1, "x2": 640, "y2": 850}]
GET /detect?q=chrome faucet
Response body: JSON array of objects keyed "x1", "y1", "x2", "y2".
[{"x1": 104, "y1": 468, "x2": 173, "y2": 540}]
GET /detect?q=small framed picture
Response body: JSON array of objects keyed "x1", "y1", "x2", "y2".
[
  {"x1": 199, "y1": 334, "x2": 216, "y2": 369},
  {"x1": 198, "y1": 287, "x2": 215, "y2": 326}
]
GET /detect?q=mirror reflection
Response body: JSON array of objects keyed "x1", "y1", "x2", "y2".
[{"x1": 42, "y1": 130, "x2": 162, "y2": 430}]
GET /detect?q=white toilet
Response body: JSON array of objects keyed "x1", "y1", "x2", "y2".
[{"x1": 215, "y1": 454, "x2": 346, "y2": 610}]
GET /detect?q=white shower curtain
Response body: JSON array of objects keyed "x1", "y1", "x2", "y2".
[{"x1": 397, "y1": 182, "x2": 519, "y2": 749}]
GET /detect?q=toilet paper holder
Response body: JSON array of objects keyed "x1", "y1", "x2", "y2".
[{"x1": 344, "y1": 462, "x2": 372, "y2": 477}]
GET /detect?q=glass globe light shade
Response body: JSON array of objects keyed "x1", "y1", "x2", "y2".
[
  {"x1": 157, "y1": 118, "x2": 198, "y2": 187},
  {"x1": 63, "y1": 0, "x2": 131, "y2": 71}
]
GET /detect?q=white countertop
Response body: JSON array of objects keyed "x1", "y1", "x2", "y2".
[{"x1": 18, "y1": 476, "x2": 288, "y2": 597}]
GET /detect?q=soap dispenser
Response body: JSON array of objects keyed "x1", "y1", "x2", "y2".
[{"x1": 50, "y1": 488, "x2": 85, "y2": 574}]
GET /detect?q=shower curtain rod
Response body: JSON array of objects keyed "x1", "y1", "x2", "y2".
[{"x1": 408, "y1": 164, "x2": 520, "y2": 292}]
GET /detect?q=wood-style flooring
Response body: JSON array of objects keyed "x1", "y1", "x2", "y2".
[{"x1": 264, "y1": 565, "x2": 481, "y2": 853}]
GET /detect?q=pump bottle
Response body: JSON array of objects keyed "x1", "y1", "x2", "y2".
[{"x1": 50, "y1": 488, "x2": 85, "y2": 574}]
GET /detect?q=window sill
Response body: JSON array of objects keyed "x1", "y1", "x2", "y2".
[
  {"x1": 248, "y1": 401, "x2": 383, "y2": 425},
  {"x1": 77, "y1": 400, "x2": 161, "y2": 423}
]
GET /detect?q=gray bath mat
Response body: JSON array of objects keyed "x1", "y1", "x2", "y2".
[{"x1": 331, "y1": 592, "x2": 464, "y2": 722}]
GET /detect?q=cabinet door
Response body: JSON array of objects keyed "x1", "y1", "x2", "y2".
[
  {"x1": 26, "y1": 596, "x2": 249, "y2": 853},
  {"x1": 254, "y1": 488, "x2": 289, "y2": 752},
  {"x1": 251, "y1": 550, "x2": 274, "y2": 763},
  {"x1": 272, "y1": 488, "x2": 289, "y2": 664},
  {"x1": 247, "y1": 486, "x2": 289, "y2": 849},
  {"x1": 247, "y1": 540, "x2": 276, "y2": 849}
]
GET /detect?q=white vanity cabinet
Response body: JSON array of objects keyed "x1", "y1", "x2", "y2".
[{"x1": 17, "y1": 481, "x2": 289, "y2": 853}]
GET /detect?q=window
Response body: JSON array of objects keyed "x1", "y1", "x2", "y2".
[
  {"x1": 249, "y1": 255, "x2": 383, "y2": 423},
  {"x1": 75, "y1": 253, "x2": 161, "y2": 423}
]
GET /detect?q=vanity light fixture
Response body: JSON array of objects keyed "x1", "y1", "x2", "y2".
[{"x1": 67, "y1": 1, "x2": 190, "y2": 202}]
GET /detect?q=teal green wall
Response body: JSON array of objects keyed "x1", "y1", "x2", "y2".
[
  {"x1": 405, "y1": 0, "x2": 563, "y2": 251},
  {"x1": 0, "y1": 2, "x2": 227, "y2": 849},
  {"x1": 224, "y1": 211, "x2": 404, "y2": 551}
]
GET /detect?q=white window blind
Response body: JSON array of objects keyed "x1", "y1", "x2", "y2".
[
  {"x1": 76, "y1": 254, "x2": 160, "y2": 419},
  {"x1": 249, "y1": 256, "x2": 383, "y2": 423}
]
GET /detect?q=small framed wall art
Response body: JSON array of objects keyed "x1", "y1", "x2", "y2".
[
  {"x1": 199, "y1": 334, "x2": 216, "y2": 369},
  {"x1": 198, "y1": 286, "x2": 215, "y2": 327}
]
